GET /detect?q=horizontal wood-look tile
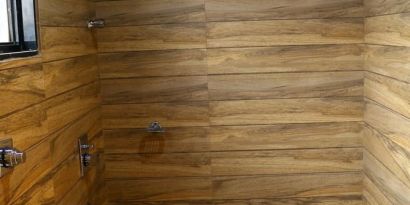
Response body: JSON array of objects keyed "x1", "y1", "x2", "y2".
[
  {"x1": 97, "y1": 23, "x2": 206, "y2": 52},
  {"x1": 365, "y1": 45, "x2": 410, "y2": 83},
  {"x1": 364, "y1": 151, "x2": 410, "y2": 204},
  {"x1": 45, "y1": 82, "x2": 101, "y2": 133},
  {"x1": 207, "y1": 18, "x2": 364, "y2": 48},
  {"x1": 105, "y1": 153, "x2": 210, "y2": 178},
  {"x1": 0, "y1": 64, "x2": 45, "y2": 117},
  {"x1": 104, "y1": 127, "x2": 209, "y2": 154},
  {"x1": 206, "y1": 0, "x2": 363, "y2": 21},
  {"x1": 84, "y1": 163, "x2": 104, "y2": 205},
  {"x1": 103, "y1": 102, "x2": 209, "y2": 129},
  {"x1": 210, "y1": 122, "x2": 363, "y2": 151},
  {"x1": 57, "y1": 178, "x2": 89, "y2": 205},
  {"x1": 102, "y1": 76, "x2": 208, "y2": 104},
  {"x1": 96, "y1": 0, "x2": 205, "y2": 26},
  {"x1": 52, "y1": 154, "x2": 82, "y2": 202},
  {"x1": 99, "y1": 49, "x2": 207, "y2": 79},
  {"x1": 209, "y1": 72, "x2": 363, "y2": 100},
  {"x1": 365, "y1": 72, "x2": 410, "y2": 118},
  {"x1": 0, "y1": 103, "x2": 48, "y2": 151},
  {"x1": 38, "y1": 0, "x2": 94, "y2": 27},
  {"x1": 107, "y1": 178, "x2": 212, "y2": 202},
  {"x1": 10, "y1": 177, "x2": 56, "y2": 205},
  {"x1": 210, "y1": 98, "x2": 363, "y2": 126},
  {"x1": 0, "y1": 56, "x2": 42, "y2": 71},
  {"x1": 50, "y1": 108, "x2": 101, "y2": 166},
  {"x1": 44, "y1": 55, "x2": 99, "y2": 97},
  {"x1": 104, "y1": 197, "x2": 362, "y2": 205},
  {"x1": 363, "y1": 126, "x2": 410, "y2": 189},
  {"x1": 365, "y1": 13, "x2": 410, "y2": 47},
  {"x1": 41, "y1": 27, "x2": 97, "y2": 62},
  {"x1": 364, "y1": 101, "x2": 410, "y2": 152},
  {"x1": 213, "y1": 196, "x2": 363, "y2": 205},
  {"x1": 0, "y1": 138, "x2": 53, "y2": 204},
  {"x1": 211, "y1": 148, "x2": 362, "y2": 176},
  {"x1": 363, "y1": 176, "x2": 393, "y2": 205},
  {"x1": 364, "y1": 0, "x2": 410, "y2": 16},
  {"x1": 105, "y1": 200, "x2": 213, "y2": 205},
  {"x1": 207, "y1": 45, "x2": 364, "y2": 74},
  {"x1": 213, "y1": 173, "x2": 362, "y2": 199}
]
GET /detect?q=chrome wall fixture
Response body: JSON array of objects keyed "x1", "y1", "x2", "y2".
[
  {"x1": 147, "y1": 121, "x2": 165, "y2": 133},
  {"x1": 78, "y1": 135, "x2": 94, "y2": 177},
  {"x1": 0, "y1": 139, "x2": 25, "y2": 178},
  {"x1": 87, "y1": 19, "x2": 105, "y2": 28}
]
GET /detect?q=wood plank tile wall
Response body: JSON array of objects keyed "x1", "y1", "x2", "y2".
[
  {"x1": 96, "y1": 0, "x2": 365, "y2": 204},
  {"x1": 363, "y1": 0, "x2": 410, "y2": 204},
  {"x1": 0, "y1": 0, "x2": 105, "y2": 204}
]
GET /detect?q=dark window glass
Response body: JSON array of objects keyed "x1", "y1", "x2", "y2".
[{"x1": 0, "y1": 0, "x2": 38, "y2": 60}]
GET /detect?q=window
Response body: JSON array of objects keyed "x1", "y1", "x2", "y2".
[{"x1": 0, "y1": 0, "x2": 38, "y2": 60}]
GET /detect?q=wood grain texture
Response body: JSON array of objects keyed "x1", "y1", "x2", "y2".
[
  {"x1": 210, "y1": 122, "x2": 363, "y2": 151},
  {"x1": 87, "y1": 134, "x2": 107, "y2": 205},
  {"x1": 363, "y1": 176, "x2": 393, "y2": 205},
  {"x1": 0, "y1": 64, "x2": 45, "y2": 117},
  {"x1": 365, "y1": 72, "x2": 410, "y2": 118},
  {"x1": 363, "y1": 125, "x2": 410, "y2": 189},
  {"x1": 96, "y1": 0, "x2": 205, "y2": 26},
  {"x1": 206, "y1": 0, "x2": 363, "y2": 21},
  {"x1": 107, "y1": 178, "x2": 212, "y2": 201},
  {"x1": 363, "y1": 77, "x2": 410, "y2": 204},
  {"x1": 364, "y1": 0, "x2": 410, "y2": 16},
  {"x1": 207, "y1": 45, "x2": 364, "y2": 74},
  {"x1": 365, "y1": 13, "x2": 410, "y2": 47},
  {"x1": 209, "y1": 72, "x2": 363, "y2": 100},
  {"x1": 364, "y1": 151, "x2": 410, "y2": 204},
  {"x1": 0, "y1": 56, "x2": 42, "y2": 71},
  {"x1": 0, "y1": 104, "x2": 48, "y2": 151},
  {"x1": 99, "y1": 49, "x2": 207, "y2": 79},
  {"x1": 102, "y1": 76, "x2": 208, "y2": 104},
  {"x1": 45, "y1": 82, "x2": 101, "y2": 133},
  {"x1": 38, "y1": 0, "x2": 94, "y2": 27},
  {"x1": 213, "y1": 173, "x2": 362, "y2": 199},
  {"x1": 50, "y1": 108, "x2": 101, "y2": 166},
  {"x1": 44, "y1": 55, "x2": 99, "y2": 97},
  {"x1": 41, "y1": 27, "x2": 97, "y2": 62},
  {"x1": 57, "y1": 179, "x2": 89, "y2": 205},
  {"x1": 105, "y1": 201, "x2": 213, "y2": 205},
  {"x1": 103, "y1": 102, "x2": 209, "y2": 129},
  {"x1": 363, "y1": 2, "x2": 410, "y2": 204},
  {"x1": 52, "y1": 154, "x2": 82, "y2": 202},
  {"x1": 96, "y1": 0, "x2": 370, "y2": 204},
  {"x1": 97, "y1": 23, "x2": 206, "y2": 52},
  {"x1": 104, "y1": 197, "x2": 362, "y2": 205},
  {"x1": 210, "y1": 98, "x2": 363, "y2": 126},
  {"x1": 10, "y1": 178, "x2": 55, "y2": 205},
  {"x1": 207, "y1": 18, "x2": 364, "y2": 48},
  {"x1": 0, "y1": 139, "x2": 53, "y2": 204},
  {"x1": 0, "y1": 0, "x2": 103, "y2": 203},
  {"x1": 211, "y1": 148, "x2": 362, "y2": 176},
  {"x1": 104, "y1": 122, "x2": 362, "y2": 154},
  {"x1": 105, "y1": 153, "x2": 210, "y2": 178},
  {"x1": 365, "y1": 45, "x2": 410, "y2": 83},
  {"x1": 213, "y1": 196, "x2": 363, "y2": 205},
  {"x1": 104, "y1": 127, "x2": 209, "y2": 154},
  {"x1": 364, "y1": 101, "x2": 410, "y2": 152},
  {"x1": 105, "y1": 148, "x2": 361, "y2": 179}
]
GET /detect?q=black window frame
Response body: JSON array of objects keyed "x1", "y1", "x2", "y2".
[{"x1": 0, "y1": 0, "x2": 38, "y2": 60}]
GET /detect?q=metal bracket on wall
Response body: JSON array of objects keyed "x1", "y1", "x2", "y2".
[
  {"x1": 87, "y1": 19, "x2": 105, "y2": 28},
  {"x1": 78, "y1": 135, "x2": 94, "y2": 177},
  {"x1": 0, "y1": 139, "x2": 25, "y2": 178},
  {"x1": 147, "y1": 121, "x2": 165, "y2": 133}
]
